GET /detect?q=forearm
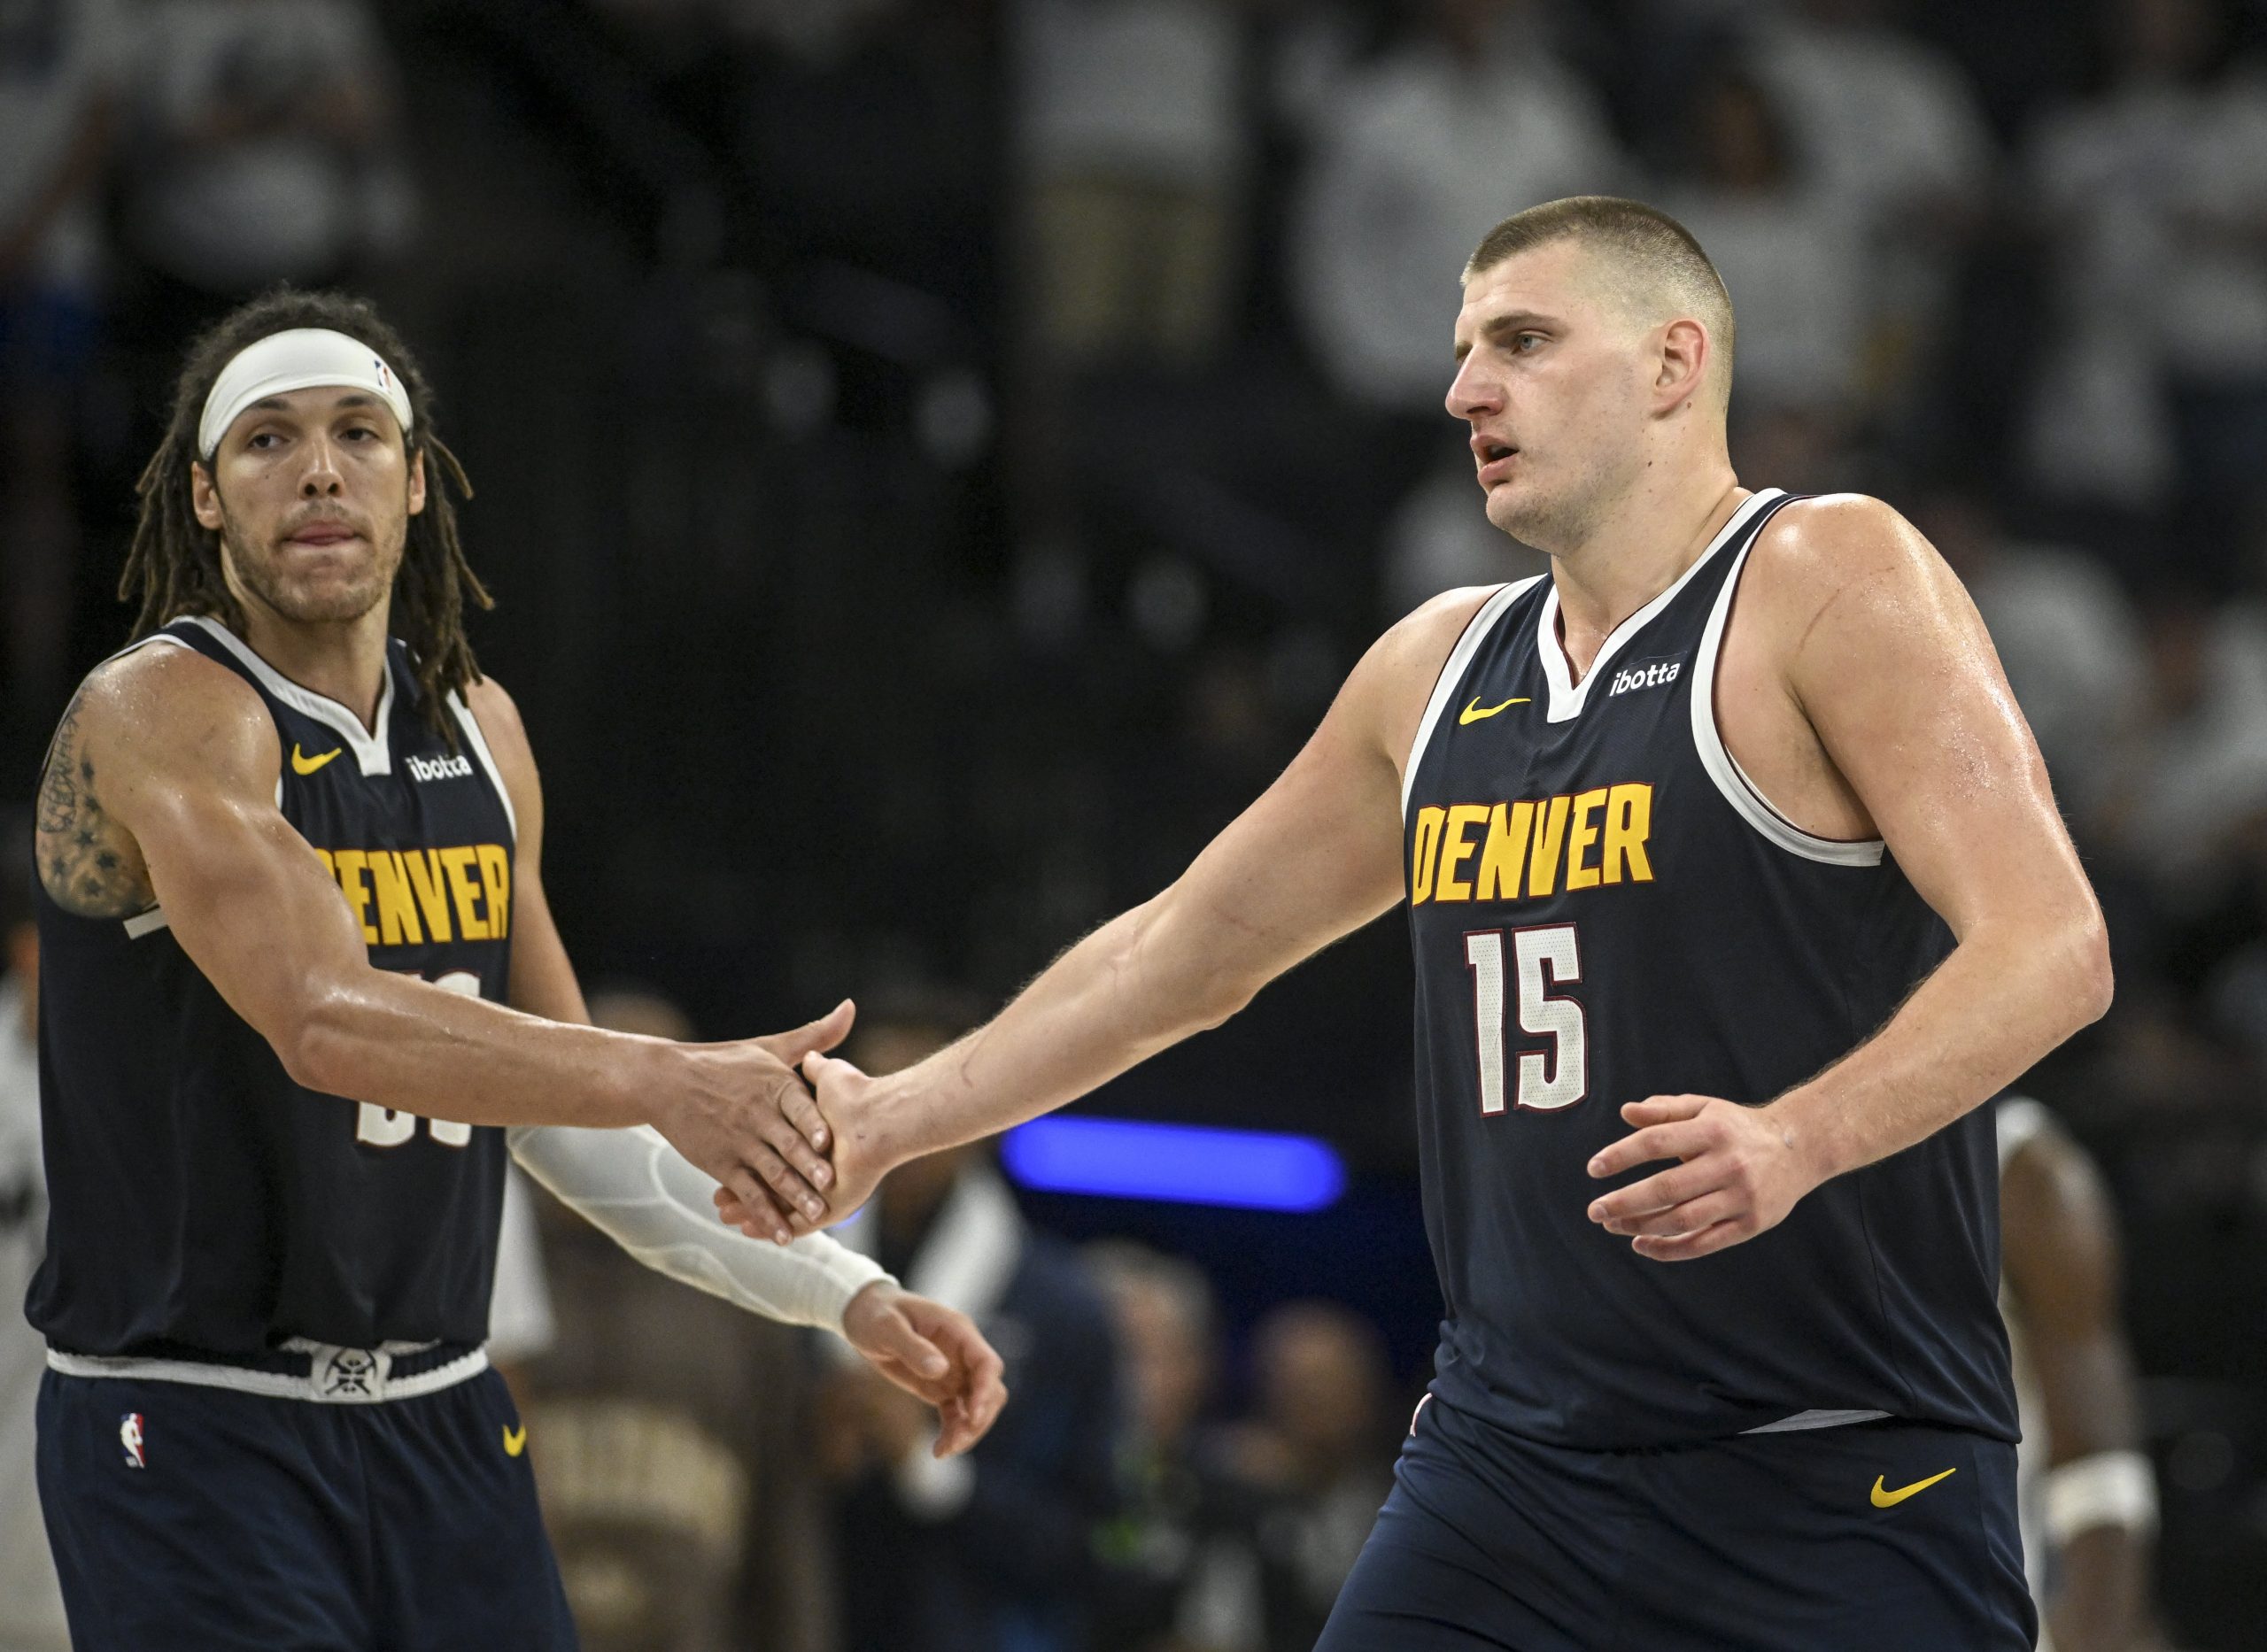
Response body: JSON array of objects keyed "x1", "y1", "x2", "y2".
[
  {"x1": 2048, "y1": 1525, "x2": 2153, "y2": 1652},
  {"x1": 507, "y1": 1124, "x2": 887, "y2": 1330},
  {"x1": 290, "y1": 969, "x2": 664, "y2": 1129},
  {"x1": 868, "y1": 896, "x2": 1252, "y2": 1164},
  {"x1": 1764, "y1": 920, "x2": 2109, "y2": 1183}
]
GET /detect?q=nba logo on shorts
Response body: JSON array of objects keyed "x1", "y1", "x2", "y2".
[{"x1": 119, "y1": 1412, "x2": 146, "y2": 1469}]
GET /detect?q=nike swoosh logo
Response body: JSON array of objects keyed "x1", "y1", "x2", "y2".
[
  {"x1": 1870, "y1": 1467, "x2": 1955, "y2": 1508},
  {"x1": 1458, "y1": 696, "x2": 1530, "y2": 725},
  {"x1": 290, "y1": 744, "x2": 343, "y2": 776},
  {"x1": 502, "y1": 1423, "x2": 528, "y2": 1457}
]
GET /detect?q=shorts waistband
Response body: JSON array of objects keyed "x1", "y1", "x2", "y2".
[{"x1": 45, "y1": 1339, "x2": 489, "y2": 1405}]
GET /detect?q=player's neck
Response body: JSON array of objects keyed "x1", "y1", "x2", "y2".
[
  {"x1": 1546, "y1": 466, "x2": 1744, "y2": 681},
  {"x1": 232, "y1": 599, "x2": 396, "y2": 732}
]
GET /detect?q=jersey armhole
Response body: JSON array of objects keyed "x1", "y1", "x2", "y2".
[
  {"x1": 1688, "y1": 537, "x2": 1885, "y2": 868},
  {"x1": 446, "y1": 691, "x2": 519, "y2": 844},
  {"x1": 1400, "y1": 577, "x2": 1542, "y2": 820}
]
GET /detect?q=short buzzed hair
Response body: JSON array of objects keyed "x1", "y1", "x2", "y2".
[{"x1": 1465, "y1": 197, "x2": 1736, "y2": 394}]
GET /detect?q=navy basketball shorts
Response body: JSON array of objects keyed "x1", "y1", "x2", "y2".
[
  {"x1": 35, "y1": 1357, "x2": 577, "y2": 1651},
  {"x1": 1317, "y1": 1393, "x2": 2035, "y2": 1652}
]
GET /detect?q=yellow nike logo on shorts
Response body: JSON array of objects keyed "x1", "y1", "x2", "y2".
[
  {"x1": 1458, "y1": 696, "x2": 1529, "y2": 725},
  {"x1": 290, "y1": 744, "x2": 343, "y2": 776},
  {"x1": 1870, "y1": 1467, "x2": 1955, "y2": 1508},
  {"x1": 502, "y1": 1423, "x2": 528, "y2": 1457}
]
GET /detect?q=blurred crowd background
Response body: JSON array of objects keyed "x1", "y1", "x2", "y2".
[{"x1": 4, "y1": 0, "x2": 2267, "y2": 1647}]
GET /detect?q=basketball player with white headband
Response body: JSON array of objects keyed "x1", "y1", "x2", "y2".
[{"x1": 27, "y1": 290, "x2": 1006, "y2": 1650}]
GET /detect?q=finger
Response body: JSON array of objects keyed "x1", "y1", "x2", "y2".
[
  {"x1": 723, "y1": 1168, "x2": 794, "y2": 1245},
  {"x1": 1588, "y1": 1117, "x2": 1722, "y2": 1180},
  {"x1": 935, "y1": 1397, "x2": 970, "y2": 1458},
  {"x1": 746, "y1": 1139, "x2": 829, "y2": 1228},
  {"x1": 779, "y1": 1073, "x2": 832, "y2": 1158},
  {"x1": 756, "y1": 1000, "x2": 856, "y2": 1068},
  {"x1": 1602, "y1": 1190, "x2": 1743, "y2": 1239},
  {"x1": 758, "y1": 1084, "x2": 835, "y2": 1196},
  {"x1": 1588, "y1": 1158, "x2": 1723, "y2": 1224},
  {"x1": 1633, "y1": 1219, "x2": 1748, "y2": 1262},
  {"x1": 960, "y1": 1370, "x2": 1008, "y2": 1452},
  {"x1": 1618, "y1": 1094, "x2": 1711, "y2": 1128}
]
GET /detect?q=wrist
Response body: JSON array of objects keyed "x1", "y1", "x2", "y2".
[
  {"x1": 1759, "y1": 1086, "x2": 1844, "y2": 1189},
  {"x1": 621, "y1": 1035, "x2": 685, "y2": 1131},
  {"x1": 840, "y1": 1276, "x2": 897, "y2": 1339},
  {"x1": 858, "y1": 1069, "x2": 930, "y2": 1171}
]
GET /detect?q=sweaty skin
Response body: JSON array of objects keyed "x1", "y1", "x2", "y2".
[{"x1": 720, "y1": 237, "x2": 2110, "y2": 1270}]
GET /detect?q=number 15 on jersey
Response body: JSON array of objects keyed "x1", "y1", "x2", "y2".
[{"x1": 1465, "y1": 924, "x2": 1586, "y2": 1114}]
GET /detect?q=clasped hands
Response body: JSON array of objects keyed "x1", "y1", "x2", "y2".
[{"x1": 645, "y1": 1000, "x2": 1002, "y2": 1454}]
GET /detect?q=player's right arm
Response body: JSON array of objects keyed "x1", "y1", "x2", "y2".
[
  {"x1": 2001, "y1": 1115, "x2": 2160, "y2": 1652},
  {"x1": 36, "y1": 644, "x2": 832, "y2": 1217},
  {"x1": 731, "y1": 587, "x2": 1497, "y2": 1234}
]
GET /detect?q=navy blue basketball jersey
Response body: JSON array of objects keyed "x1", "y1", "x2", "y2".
[
  {"x1": 29, "y1": 616, "x2": 516, "y2": 1357},
  {"x1": 1402, "y1": 490, "x2": 2015, "y2": 1451}
]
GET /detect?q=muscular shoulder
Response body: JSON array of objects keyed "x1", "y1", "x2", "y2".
[
  {"x1": 462, "y1": 674, "x2": 531, "y2": 770},
  {"x1": 462, "y1": 674, "x2": 544, "y2": 834},
  {"x1": 1745, "y1": 494, "x2": 1946, "y2": 612},
  {"x1": 37, "y1": 643, "x2": 275, "y2": 916},
  {"x1": 1740, "y1": 492, "x2": 1983, "y2": 690},
  {"x1": 1365, "y1": 583, "x2": 1513, "y2": 762}
]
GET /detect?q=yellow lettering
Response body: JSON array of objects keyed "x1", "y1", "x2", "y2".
[
  {"x1": 1603, "y1": 784, "x2": 1654, "y2": 884},
  {"x1": 439, "y1": 846, "x2": 491, "y2": 941},
  {"x1": 1411, "y1": 807, "x2": 1445, "y2": 904},
  {"x1": 365, "y1": 852, "x2": 424, "y2": 946},
  {"x1": 1527, "y1": 795, "x2": 1572, "y2": 898},
  {"x1": 1564, "y1": 789, "x2": 1608, "y2": 891},
  {"x1": 1476, "y1": 800, "x2": 1535, "y2": 901},
  {"x1": 331, "y1": 849, "x2": 380, "y2": 945},
  {"x1": 476, "y1": 845, "x2": 512, "y2": 940},
  {"x1": 1436, "y1": 805, "x2": 1489, "y2": 903},
  {"x1": 403, "y1": 849, "x2": 454, "y2": 943}
]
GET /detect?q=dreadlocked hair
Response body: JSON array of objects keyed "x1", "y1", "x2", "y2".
[{"x1": 120, "y1": 288, "x2": 491, "y2": 741}]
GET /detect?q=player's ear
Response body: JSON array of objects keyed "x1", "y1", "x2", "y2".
[
  {"x1": 406, "y1": 446, "x2": 427, "y2": 517},
  {"x1": 1652, "y1": 318, "x2": 1710, "y2": 413},
  {"x1": 190, "y1": 459, "x2": 223, "y2": 531}
]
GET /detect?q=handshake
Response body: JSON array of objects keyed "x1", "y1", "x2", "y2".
[
  {"x1": 635, "y1": 998, "x2": 905, "y2": 1246},
  {"x1": 637, "y1": 998, "x2": 1002, "y2": 1455}
]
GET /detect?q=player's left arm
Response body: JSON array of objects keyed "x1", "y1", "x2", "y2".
[
  {"x1": 1589, "y1": 496, "x2": 2113, "y2": 1260},
  {"x1": 470, "y1": 679, "x2": 1007, "y2": 1454},
  {"x1": 2002, "y1": 1118, "x2": 2159, "y2": 1652}
]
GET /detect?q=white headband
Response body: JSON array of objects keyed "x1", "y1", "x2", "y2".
[{"x1": 197, "y1": 328, "x2": 414, "y2": 459}]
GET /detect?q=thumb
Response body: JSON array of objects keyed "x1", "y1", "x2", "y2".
[
  {"x1": 760, "y1": 999, "x2": 855, "y2": 1065},
  {"x1": 863, "y1": 1305, "x2": 952, "y2": 1382}
]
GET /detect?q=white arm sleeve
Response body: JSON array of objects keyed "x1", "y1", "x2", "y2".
[{"x1": 505, "y1": 1123, "x2": 891, "y2": 1333}]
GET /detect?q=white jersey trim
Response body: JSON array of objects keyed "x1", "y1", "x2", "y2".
[
  {"x1": 1689, "y1": 529, "x2": 1886, "y2": 868},
  {"x1": 174, "y1": 614, "x2": 398, "y2": 777},
  {"x1": 1536, "y1": 490, "x2": 1783, "y2": 725},
  {"x1": 1742, "y1": 1407, "x2": 1892, "y2": 1434},
  {"x1": 122, "y1": 907, "x2": 171, "y2": 940},
  {"x1": 446, "y1": 690, "x2": 518, "y2": 843},
  {"x1": 46, "y1": 1341, "x2": 489, "y2": 1405},
  {"x1": 1399, "y1": 578, "x2": 1543, "y2": 820}
]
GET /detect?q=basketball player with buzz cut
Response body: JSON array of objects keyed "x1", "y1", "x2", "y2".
[
  {"x1": 729, "y1": 196, "x2": 2112, "y2": 1648},
  {"x1": 27, "y1": 290, "x2": 1006, "y2": 1651}
]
